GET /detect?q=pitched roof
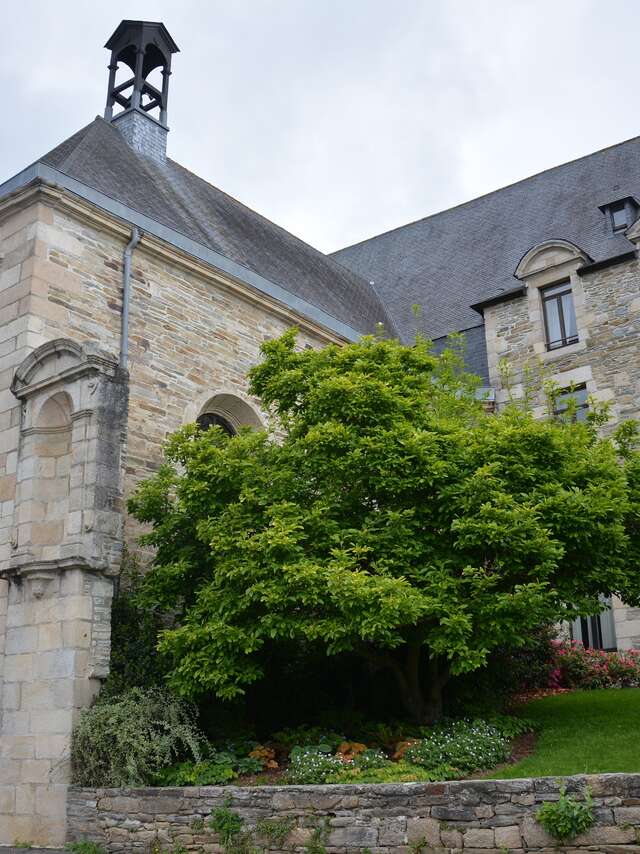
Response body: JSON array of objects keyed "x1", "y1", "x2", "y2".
[
  {"x1": 331, "y1": 136, "x2": 640, "y2": 344},
  {"x1": 37, "y1": 117, "x2": 396, "y2": 338}
]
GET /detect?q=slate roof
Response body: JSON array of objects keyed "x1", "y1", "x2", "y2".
[
  {"x1": 332, "y1": 135, "x2": 640, "y2": 350},
  {"x1": 36, "y1": 117, "x2": 396, "y2": 338}
]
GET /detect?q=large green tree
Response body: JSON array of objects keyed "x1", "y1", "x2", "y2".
[{"x1": 129, "y1": 332, "x2": 640, "y2": 722}]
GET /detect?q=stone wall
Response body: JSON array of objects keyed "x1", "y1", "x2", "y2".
[
  {"x1": 483, "y1": 253, "x2": 640, "y2": 650},
  {"x1": 67, "y1": 775, "x2": 640, "y2": 852},
  {"x1": 0, "y1": 186, "x2": 345, "y2": 845}
]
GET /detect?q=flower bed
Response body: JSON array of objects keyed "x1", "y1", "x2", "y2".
[{"x1": 550, "y1": 640, "x2": 640, "y2": 690}]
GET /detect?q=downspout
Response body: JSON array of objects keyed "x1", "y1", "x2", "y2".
[{"x1": 120, "y1": 227, "x2": 142, "y2": 370}]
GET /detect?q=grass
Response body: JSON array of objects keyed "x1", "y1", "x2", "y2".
[{"x1": 490, "y1": 688, "x2": 640, "y2": 778}]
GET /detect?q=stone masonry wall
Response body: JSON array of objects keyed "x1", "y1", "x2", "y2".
[
  {"x1": 0, "y1": 190, "x2": 343, "y2": 845},
  {"x1": 483, "y1": 256, "x2": 640, "y2": 650},
  {"x1": 22, "y1": 200, "x2": 333, "y2": 554},
  {"x1": 67, "y1": 775, "x2": 640, "y2": 852}
]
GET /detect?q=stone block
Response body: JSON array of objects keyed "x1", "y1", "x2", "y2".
[
  {"x1": 30, "y1": 520, "x2": 64, "y2": 545},
  {"x1": 35, "y1": 783, "x2": 67, "y2": 817},
  {"x1": 463, "y1": 827, "x2": 494, "y2": 848},
  {"x1": 574, "y1": 824, "x2": 637, "y2": 845},
  {"x1": 521, "y1": 814, "x2": 559, "y2": 848},
  {"x1": 15, "y1": 783, "x2": 37, "y2": 815},
  {"x1": 21, "y1": 680, "x2": 56, "y2": 709},
  {"x1": 0, "y1": 786, "x2": 16, "y2": 814},
  {"x1": 328, "y1": 825, "x2": 378, "y2": 847},
  {"x1": 615, "y1": 805, "x2": 640, "y2": 823},
  {"x1": 407, "y1": 817, "x2": 441, "y2": 845},
  {"x1": 5, "y1": 625, "x2": 38, "y2": 654},
  {"x1": 20, "y1": 759, "x2": 51, "y2": 783},
  {"x1": 494, "y1": 824, "x2": 522, "y2": 849}
]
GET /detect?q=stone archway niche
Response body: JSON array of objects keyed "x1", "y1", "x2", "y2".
[{"x1": 0, "y1": 338, "x2": 128, "y2": 847}]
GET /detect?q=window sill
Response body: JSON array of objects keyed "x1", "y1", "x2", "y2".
[{"x1": 541, "y1": 339, "x2": 587, "y2": 363}]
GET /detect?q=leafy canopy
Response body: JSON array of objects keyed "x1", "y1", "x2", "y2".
[{"x1": 129, "y1": 331, "x2": 640, "y2": 719}]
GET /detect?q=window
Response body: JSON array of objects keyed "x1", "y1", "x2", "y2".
[
  {"x1": 541, "y1": 281, "x2": 578, "y2": 350},
  {"x1": 610, "y1": 202, "x2": 628, "y2": 232},
  {"x1": 554, "y1": 384, "x2": 588, "y2": 422},
  {"x1": 196, "y1": 411, "x2": 235, "y2": 436},
  {"x1": 599, "y1": 197, "x2": 638, "y2": 235},
  {"x1": 571, "y1": 597, "x2": 617, "y2": 650}
]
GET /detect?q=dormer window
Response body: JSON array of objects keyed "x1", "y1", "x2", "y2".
[
  {"x1": 610, "y1": 202, "x2": 628, "y2": 232},
  {"x1": 599, "y1": 196, "x2": 638, "y2": 235}
]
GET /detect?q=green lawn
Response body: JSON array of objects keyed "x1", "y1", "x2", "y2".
[{"x1": 490, "y1": 688, "x2": 640, "y2": 778}]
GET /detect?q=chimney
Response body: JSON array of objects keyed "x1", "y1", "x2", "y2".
[{"x1": 104, "y1": 20, "x2": 179, "y2": 162}]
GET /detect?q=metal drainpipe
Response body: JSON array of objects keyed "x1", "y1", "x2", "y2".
[{"x1": 120, "y1": 227, "x2": 142, "y2": 370}]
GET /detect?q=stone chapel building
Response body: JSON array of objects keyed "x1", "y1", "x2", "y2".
[{"x1": 0, "y1": 19, "x2": 639, "y2": 845}]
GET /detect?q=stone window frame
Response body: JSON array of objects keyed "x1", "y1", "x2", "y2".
[
  {"x1": 514, "y1": 240, "x2": 592, "y2": 364},
  {"x1": 184, "y1": 389, "x2": 264, "y2": 434}
]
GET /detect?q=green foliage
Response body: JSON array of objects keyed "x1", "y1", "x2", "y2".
[
  {"x1": 13, "y1": 844, "x2": 32, "y2": 850},
  {"x1": 326, "y1": 760, "x2": 455, "y2": 784},
  {"x1": 153, "y1": 744, "x2": 262, "y2": 786},
  {"x1": 537, "y1": 785, "x2": 594, "y2": 840},
  {"x1": 255, "y1": 816, "x2": 296, "y2": 846},
  {"x1": 285, "y1": 746, "x2": 345, "y2": 784},
  {"x1": 154, "y1": 759, "x2": 237, "y2": 786},
  {"x1": 404, "y1": 719, "x2": 509, "y2": 773},
  {"x1": 208, "y1": 802, "x2": 245, "y2": 844},
  {"x1": 101, "y1": 551, "x2": 166, "y2": 698},
  {"x1": 71, "y1": 688, "x2": 203, "y2": 787},
  {"x1": 271, "y1": 725, "x2": 345, "y2": 751},
  {"x1": 484, "y1": 713, "x2": 536, "y2": 739},
  {"x1": 304, "y1": 820, "x2": 330, "y2": 854},
  {"x1": 130, "y1": 330, "x2": 640, "y2": 722},
  {"x1": 66, "y1": 844, "x2": 107, "y2": 854}
]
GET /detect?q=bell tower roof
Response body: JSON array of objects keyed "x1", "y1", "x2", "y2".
[{"x1": 104, "y1": 20, "x2": 179, "y2": 161}]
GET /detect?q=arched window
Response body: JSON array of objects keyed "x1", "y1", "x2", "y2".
[
  {"x1": 196, "y1": 393, "x2": 263, "y2": 436},
  {"x1": 196, "y1": 411, "x2": 235, "y2": 436}
]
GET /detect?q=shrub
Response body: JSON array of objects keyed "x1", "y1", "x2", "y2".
[
  {"x1": 552, "y1": 640, "x2": 640, "y2": 690},
  {"x1": 208, "y1": 802, "x2": 244, "y2": 844},
  {"x1": 352, "y1": 748, "x2": 389, "y2": 770},
  {"x1": 537, "y1": 785, "x2": 594, "y2": 840},
  {"x1": 327, "y1": 760, "x2": 458, "y2": 784},
  {"x1": 285, "y1": 746, "x2": 345, "y2": 784},
  {"x1": 485, "y1": 713, "x2": 536, "y2": 739},
  {"x1": 255, "y1": 817, "x2": 296, "y2": 846},
  {"x1": 153, "y1": 747, "x2": 262, "y2": 786},
  {"x1": 404, "y1": 719, "x2": 509, "y2": 774},
  {"x1": 71, "y1": 687, "x2": 202, "y2": 786},
  {"x1": 272, "y1": 726, "x2": 345, "y2": 751},
  {"x1": 154, "y1": 759, "x2": 236, "y2": 786}
]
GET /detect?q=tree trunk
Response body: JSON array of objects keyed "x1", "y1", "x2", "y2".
[{"x1": 387, "y1": 644, "x2": 449, "y2": 724}]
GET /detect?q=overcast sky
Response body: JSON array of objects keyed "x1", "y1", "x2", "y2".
[{"x1": 2, "y1": 1, "x2": 639, "y2": 253}]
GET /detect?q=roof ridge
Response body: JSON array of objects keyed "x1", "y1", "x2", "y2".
[{"x1": 332, "y1": 133, "x2": 640, "y2": 255}]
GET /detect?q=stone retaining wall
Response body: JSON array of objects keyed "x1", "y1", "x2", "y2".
[{"x1": 67, "y1": 774, "x2": 640, "y2": 852}]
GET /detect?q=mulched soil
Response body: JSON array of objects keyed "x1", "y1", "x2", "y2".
[{"x1": 510, "y1": 686, "x2": 573, "y2": 705}]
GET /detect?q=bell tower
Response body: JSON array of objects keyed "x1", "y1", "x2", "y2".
[{"x1": 104, "y1": 20, "x2": 179, "y2": 161}]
